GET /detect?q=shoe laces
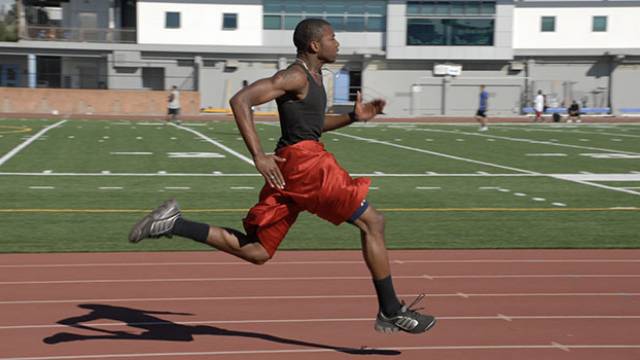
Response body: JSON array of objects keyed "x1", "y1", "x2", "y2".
[{"x1": 401, "y1": 293, "x2": 426, "y2": 314}]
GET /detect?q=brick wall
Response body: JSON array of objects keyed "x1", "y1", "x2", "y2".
[{"x1": 0, "y1": 88, "x2": 200, "y2": 116}]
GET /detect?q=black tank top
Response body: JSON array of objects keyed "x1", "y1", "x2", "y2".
[{"x1": 275, "y1": 63, "x2": 326, "y2": 150}]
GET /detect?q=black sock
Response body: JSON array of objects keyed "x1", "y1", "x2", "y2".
[
  {"x1": 171, "y1": 217, "x2": 209, "y2": 243},
  {"x1": 373, "y1": 275, "x2": 403, "y2": 317}
]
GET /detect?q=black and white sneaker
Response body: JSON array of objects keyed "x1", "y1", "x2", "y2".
[
  {"x1": 128, "y1": 199, "x2": 181, "y2": 243},
  {"x1": 374, "y1": 294, "x2": 436, "y2": 334}
]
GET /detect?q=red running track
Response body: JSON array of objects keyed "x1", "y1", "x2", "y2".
[{"x1": 1, "y1": 249, "x2": 640, "y2": 360}]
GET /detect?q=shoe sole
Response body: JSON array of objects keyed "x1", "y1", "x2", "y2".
[{"x1": 374, "y1": 317, "x2": 437, "y2": 334}]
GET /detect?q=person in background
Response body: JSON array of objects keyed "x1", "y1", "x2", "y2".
[
  {"x1": 167, "y1": 85, "x2": 181, "y2": 124},
  {"x1": 567, "y1": 100, "x2": 581, "y2": 123},
  {"x1": 533, "y1": 90, "x2": 545, "y2": 122},
  {"x1": 474, "y1": 85, "x2": 489, "y2": 132}
]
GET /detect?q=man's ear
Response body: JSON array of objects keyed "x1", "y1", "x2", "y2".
[{"x1": 309, "y1": 40, "x2": 320, "y2": 54}]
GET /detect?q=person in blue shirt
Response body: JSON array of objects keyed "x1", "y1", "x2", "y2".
[{"x1": 475, "y1": 85, "x2": 489, "y2": 131}]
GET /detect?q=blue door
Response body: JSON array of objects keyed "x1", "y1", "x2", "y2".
[{"x1": 1, "y1": 65, "x2": 20, "y2": 87}]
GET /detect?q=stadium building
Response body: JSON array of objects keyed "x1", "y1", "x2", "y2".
[{"x1": 0, "y1": 0, "x2": 639, "y2": 116}]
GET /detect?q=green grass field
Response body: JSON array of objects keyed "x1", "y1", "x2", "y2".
[{"x1": 1, "y1": 118, "x2": 639, "y2": 252}]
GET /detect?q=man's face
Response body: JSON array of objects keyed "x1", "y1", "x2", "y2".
[{"x1": 317, "y1": 25, "x2": 340, "y2": 63}]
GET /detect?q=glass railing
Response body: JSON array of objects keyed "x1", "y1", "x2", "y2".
[{"x1": 24, "y1": 26, "x2": 137, "y2": 43}]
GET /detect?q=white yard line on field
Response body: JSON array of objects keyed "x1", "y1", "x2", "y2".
[
  {"x1": 331, "y1": 132, "x2": 540, "y2": 175},
  {"x1": 410, "y1": 127, "x2": 640, "y2": 155},
  {"x1": 0, "y1": 120, "x2": 67, "y2": 167},
  {"x1": 332, "y1": 131, "x2": 640, "y2": 196},
  {"x1": 169, "y1": 123, "x2": 254, "y2": 166},
  {"x1": 498, "y1": 125, "x2": 640, "y2": 139}
]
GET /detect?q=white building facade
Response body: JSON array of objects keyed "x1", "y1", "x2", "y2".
[{"x1": 0, "y1": 0, "x2": 639, "y2": 116}]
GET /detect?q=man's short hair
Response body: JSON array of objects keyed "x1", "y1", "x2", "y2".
[{"x1": 293, "y1": 18, "x2": 331, "y2": 53}]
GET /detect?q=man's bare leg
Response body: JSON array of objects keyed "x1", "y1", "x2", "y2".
[
  {"x1": 128, "y1": 199, "x2": 270, "y2": 265},
  {"x1": 352, "y1": 205, "x2": 436, "y2": 333}
]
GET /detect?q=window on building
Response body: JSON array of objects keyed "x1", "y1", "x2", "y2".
[
  {"x1": 541, "y1": 16, "x2": 555, "y2": 32},
  {"x1": 406, "y1": 1, "x2": 496, "y2": 46},
  {"x1": 592, "y1": 16, "x2": 607, "y2": 32},
  {"x1": 223, "y1": 13, "x2": 238, "y2": 30},
  {"x1": 165, "y1": 12, "x2": 180, "y2": 29},
  {"x1": 262, "y1": 0, "x2": 386, "y2": 32}
]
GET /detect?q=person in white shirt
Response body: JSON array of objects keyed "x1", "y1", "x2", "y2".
[
  {"x1": 167, "y1": 86, "x2": 181, "y2": 124},
  {"x1": 533, "y1": 90, "x2": 545, "y2": 122}
]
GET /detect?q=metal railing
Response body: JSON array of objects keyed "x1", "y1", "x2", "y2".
[{"x1": 24, "y1": 25, "x2": 136, "y2": 43}]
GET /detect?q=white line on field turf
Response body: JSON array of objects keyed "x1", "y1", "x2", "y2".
[
  {"x1": 0, "y1": 172, "x2": 540, "y2": 177},
  {"x1": 498, "y1": 126, "x2": 640, "y2": 139},
  {"x1": 331, "y1": 132, "x2": 640, "y2": 196},
  {"x1": 170, "y1": 123, "x2": 254, "y2": 166},
  {"x1": 28, "y1": 186, "x2": 54, "y2": 190},
  {"x1": 330, "y1": 132, "x2": 540, "y2": 174},
  {"x1": 3, "y1": 315, "x2": 640, "y2": 330},
  {"x1": 3, "y1": 345, "x2": 640, "y2": 360},
  {"x1": 110, "y1": 152, "x2": 153, "y2": 155},
  {"x1": 1, "y1": 259, "x2": 639, "y2": 268},
  {"x1": 0, "y1": 120, "x2": 67, "y2": 167},
  {"x1": 410, "y1": 127, "x2": 640, "y2": 155},
  {"x1": 2, "y1": 292, "x2": 640, "y2": 305},
  {"x1": 552, "y1": 174, "x2": 640, "y2": 181},
  {"x1": 3, "y1": 274, "x2": 639, "y2": 286}
]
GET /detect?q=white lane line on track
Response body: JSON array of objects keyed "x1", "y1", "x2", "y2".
[
  {"x1": 3, "y1": 315, "x2": 640, "y2": 330},
  {"x1": 11, "y1": 344, "x2": 640, "y2": 360},
  {"x1": 169, "y1": 123, "x2": 254, "y2": 166},
  {"x1": 4, "y1": 345, "x2": 640, "y2": 360},
  {"x1": 3, "y1": 274, "x2": 640, "y2": 285},
  {"x1": 1, "y1": 258, "x2": 640, "y2": 268},
  {"x1": 2, "y1": 293, "x2": 640, "y2": 305},
  {"x1": 0, "y1": 120, "x2": 67, "y2": 167}
]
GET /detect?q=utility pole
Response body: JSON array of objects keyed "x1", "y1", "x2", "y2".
[{"x1": 16, "y1": 0, "x2": 27, "y2": 39}]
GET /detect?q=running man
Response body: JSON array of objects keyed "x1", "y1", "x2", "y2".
[
  {"x1": 129, "y1": 19, "x2": 436, "y2": 335},
  {"x1": 475, "y1": 85, "x2": 489, "y2": 131}
]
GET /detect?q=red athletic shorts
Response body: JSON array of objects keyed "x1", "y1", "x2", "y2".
[{"x1": 242, "y1": 140, "x2": 371, "y2": 257}]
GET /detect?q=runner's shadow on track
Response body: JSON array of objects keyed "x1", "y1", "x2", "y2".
[{"x1": 43, "y1": 304, "x2": 400, "y2": 356}]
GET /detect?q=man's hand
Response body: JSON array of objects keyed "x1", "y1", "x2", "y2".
[
  {"x1": 353, "y1": 91, "x2": 386, "y2": 122},
  {"x1": 254, "y1": 153, "x2": 286, "y2": 189}
]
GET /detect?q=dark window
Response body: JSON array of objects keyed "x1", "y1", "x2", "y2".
[
  {"x1": 407, "y1": 18, "x2": 494, "y2": 46},
  {"x1": 406, "y1": 1, "x2": 496, "y2": 16},
  {"x1": 284, "y1": 15, "x2": 303, "y2": 30},
  {"x1": 264, "y1": 15, "x2": 281, "y2": 29},
  {"x1": 541, "y1": 16, "x2": 555, "y2": 32},
  {"x1": 223, "y1": 13, "x2": 237, "y2": 30},
  {"x1": 405, "y1": 2, "x2": 496, "y2": 46},
  {"x1": 165, "y1": 12, "x2": 180, "y2": 29},
  {"x1": 262, "y1": 0, "x2": 386, "y2": 32},
  {"x1": 592, "y1": 16, "x2": 607, "y2": 32}
]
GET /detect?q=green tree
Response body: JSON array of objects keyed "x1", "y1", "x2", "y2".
[{"x1": 0, "y1": 2, "x2": 18, "y2": 42}]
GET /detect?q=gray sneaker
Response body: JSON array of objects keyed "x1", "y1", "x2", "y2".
[
  {"x1": 128, "y1": 199, "x2": 181, "y2": 243},
  {"x1": 374, "y1": 294, "x2": 436, "y2": 334}
]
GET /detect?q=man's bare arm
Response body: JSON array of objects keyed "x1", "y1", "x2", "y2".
[
  {"x1": 229, "y1": 68, "x2": 307, "y2": 189},
  {"x1": 323, "y1": 92, "x2": 386, "y2": 132}
]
